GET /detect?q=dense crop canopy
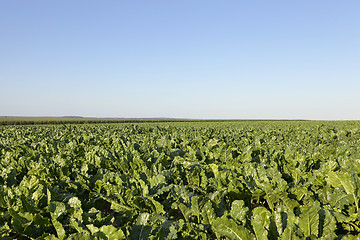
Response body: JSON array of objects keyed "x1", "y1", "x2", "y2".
[{"x1": 0, "y1": 121, "x2": 360, "y2": 239}]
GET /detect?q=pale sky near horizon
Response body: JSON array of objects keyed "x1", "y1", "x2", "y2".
[{"x1": 1, "y1": 1, "x2": 359, "y2": 120}]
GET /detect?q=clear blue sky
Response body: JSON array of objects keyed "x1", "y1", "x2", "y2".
[{"x1": 1, "y1": 1, "x2": 359, "y2": 119}]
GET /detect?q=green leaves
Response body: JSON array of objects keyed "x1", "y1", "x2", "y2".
[
  {"x1": 131, "y1": 213, "x2": 151, "y2": 240},
  {"x1": 298, "y1": 202, "x2": 320, "y2": 238},
  {"x1": 201, "y1": 201, "x2": 216, "y2": 225},
  {"x1": 52, "y1": 218, "x2": 66, "y2": 240},
  {"x1": 1, "y1": 121, "x2": 360, "y2": 238},
  {"x1": 319, "y1": 209, "x2": 337, "y2": 239},
  {"x1": 213, "y1": 218, "x2": 255, "y2": 240},
  {"x1": 327, "y1": 171, "x2": 359, "y2": 211},
  {"x1": 251, "y1": 207, "x2": 271, "y2": 239},
  {"x1": 9, "y1": 208, "x2": 52, "y2": 238},
  {"x1": 88, "y1": 224, "x2": 125, "y2": 239},
  {"x1": 230, "y1": 200, "x2": 248, "y2": 223},
  {"x1": 68, "y1": 197, "x2": 83, "y2": 221},
  {"x1": 99, "y1": 225, "x2": 125, "y2": 239},
  {"x1": 49, "y1": 201, "x2": 66, "y2": 239},
  {"x1": 328, "y1": 189, "x2": 354, "y2": 210},
  {"x1": 49, "y1": 201, "x2": 66, "y2": 219}
]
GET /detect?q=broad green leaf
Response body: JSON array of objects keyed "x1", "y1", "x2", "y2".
[
  {"x1": 318, "y1": 209, "x2": 337, "y2": 239},
  {"x1": 99, "y1": 225, "x2": 125, "y2": 240},
  {"x1": 178, "y1": 203, "x2": 191, "y2": 221},
  {"x1": 280, "y1": 223, "x2": 301, "y2": 240},
  {"x1": 280, "y1": 195, "x2": 299, "y2": 212},
  {"x1": 111, "y1": 202, "x2": 134, "y2": 212},
  {"x1": 131, "y1": 213, "x2": 151, "y2": 240},
  {"x1": 32, "y1": 183, "x2": 45, "y2": 205},
  {"x1": 251, "y1": 207, "x2": 271, "y2": 240},
  {"x1": 52, "y1": 218, "x2": 66, "y2": 240},
  {"x1": 280, "y1": 212, "x2": 302, "y2": 239},
  {"x1": 190, "y1": 196, "x2": 200, "y2": 223},
  {"x1": 328, "y1": 189, "x2": 354, "y2": 210},
  {"x1": 20, "y1": 175, "x2": 39, "y2": 190},
  {"x1": 212, "y1": 218, "x2": 255, "y2": 240},
  {"x1": 167, "y1": 224, "x2": 178, "y2": 239},
  {"x1": 201, "y1": 201, "x2": 216, "y2": 225},
  {"x1": 330, "y1": 211, "x2": 355, "y2": 223},
  {"x1": 49, "y1": 201, "x2": 66, "y2": 219},
  {"x1": 273, "y1": 205, "x2": 287, "y2": 235},
  {"x1": 149, "y1": 197, "x2": 165, "y2": 214},
  {"x1": 70, "y1": 220, "x2": 88, "y2": 234},
  {"x1": 68, "y1": 197, "x2": 82, "y2": 209},
  {"x1": 327, "y1": 172, "x2": 355, "y2": 195},
  {"x1": 326, "y1": 171, "x2": 358, "y2": 210},
  {"x1": 230, "y1": 200, "x2": 248, "y2": 223},
  {"x1": 172, "y1": 185, "x2": 194, "y2": 204},
  {"x1": 139, "y1": 179, "x2": 149, "y2": 196},
  {"x1": 68, "y1": 197, "x2": 83, "y2": 221},
  {"x1": 136, "y1": 212, "x2": 150, "y2": 225},
  {"x1": 209, "y1": 163, "x2": 219, "y2": 179},
  {"x1": 86, "y1": 224, "x2": 99, "y2": 235},
  {"x1": 149, "y1": 174, "x2": 166, "y2": 189},
  {"x1": 291, "y1": 186, "x2": 308, "y2": 201},
  {"x1": 298, "y1": 203, "x2": 320, "y2": 238}
]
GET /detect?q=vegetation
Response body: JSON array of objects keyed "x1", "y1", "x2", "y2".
[
  {"x1": 0, "y1": 117, "x2": 188, "y2": 126},
  {"x1": 1, "y1": 121, "x2": 360, "y2": 239},
  {"x1": 0, "y1": 117, "x2": 307, "y2": 126}
]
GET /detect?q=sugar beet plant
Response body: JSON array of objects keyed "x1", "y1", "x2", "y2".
[{"x1": 0, "y1": 121, "x2": 360, "y2": 239}]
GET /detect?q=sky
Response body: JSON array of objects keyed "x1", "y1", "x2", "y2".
[{"x1": 1, "y1": 1, "x2": 359, "y2": 120}]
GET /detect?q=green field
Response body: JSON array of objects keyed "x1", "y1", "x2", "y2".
[
  {"x1": 0, "y1": 117, "x2": 228, "y2": 126},
  {"x1": 0, "y1": 117, "x2": 168, "y2": 126},
  {"x1": 0, "y1": 117, "x2": 308, "y2": 126},
  {"x1": 1, "y1": 121, "x2": 360, "y2": 239}
]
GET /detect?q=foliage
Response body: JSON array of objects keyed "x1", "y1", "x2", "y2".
[{"x1": 1, "y1": 121, "x2": 360, "y2": 239}]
